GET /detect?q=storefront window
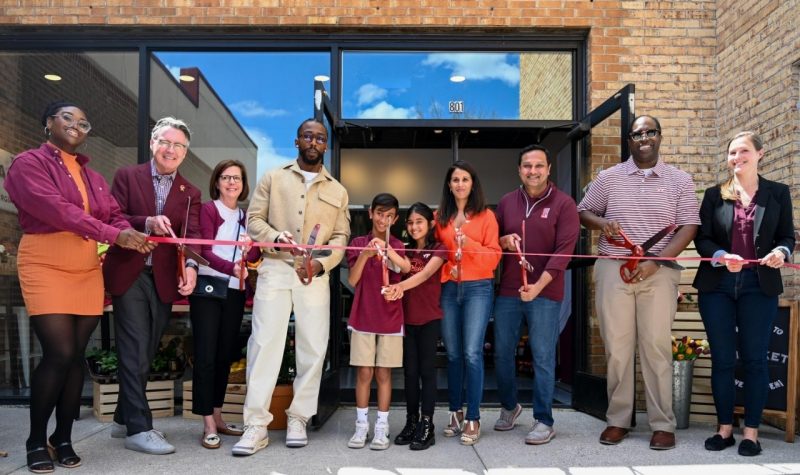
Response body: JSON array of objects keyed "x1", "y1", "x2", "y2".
[
  {"x1": 342, "y1": 51, "x2": 573, "y2": 120},
  {"x1": 0, "y1": 50, "x2": 139, "y2": 393}
]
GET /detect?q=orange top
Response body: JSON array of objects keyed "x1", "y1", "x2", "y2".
[
  {"x1": 56, "y1": 145, "x2": 90, "y2": 213},
  {"x1": 435, "y1": 208, "x2": 501, "y2": 283}
]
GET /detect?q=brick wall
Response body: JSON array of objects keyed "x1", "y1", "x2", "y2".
[{"x1": 716, "y1": 0, "x2": 800, "y2": 299}]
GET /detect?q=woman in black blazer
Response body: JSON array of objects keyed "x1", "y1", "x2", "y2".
[{"x1": 693, "y1": 131, "x2": 795, "y2": 457}]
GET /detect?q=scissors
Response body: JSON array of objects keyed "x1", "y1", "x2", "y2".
[
  {"x1": 376, "y1": 227, "x2": 390, "y2": 291},
  {"x1": 165, "y1": 197, "x2": 208, "y2": 283},
  {"x1": 606, "y1": 224, "x2": 683, "y2": 283},
  {"x1": 454, "y1": 226, "x2": 464, "y2": 284},
  {"x1": 513, "y1": 220, "x2": 535, "y2": 291},
  {"x1": 284, "y1": 224, "x2": 328, "y2": 285}
]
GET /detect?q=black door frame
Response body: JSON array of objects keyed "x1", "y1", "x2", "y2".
[{"x1": 570, "y1": 84, "x2": 636, "y2": 421}]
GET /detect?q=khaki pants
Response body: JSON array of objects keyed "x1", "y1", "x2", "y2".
[
  {"x1": 594, "y1": 258, "x2": 680, "y2": 432},
  {"x1": 243, "y1": 257, "x2": 331, "y2": 427}
]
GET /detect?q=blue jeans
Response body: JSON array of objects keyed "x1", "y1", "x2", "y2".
[
  {"x1": 493, "y1": 295, "x2": 561, "y2": 427},
  {"x1": 440, "y1": 279, "x2": 494, "y2": 421},
  {"x1": 698, "y1": 268, "x2": 777, "y2": 428}
]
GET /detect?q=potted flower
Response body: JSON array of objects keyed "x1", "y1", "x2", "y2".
[{"x1": 671, "y1": 335, "x2": 710, "y2": 429}]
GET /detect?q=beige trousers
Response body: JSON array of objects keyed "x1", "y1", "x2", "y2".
[
  {"x1": 594, "y1": 258, "x2": 680, "y2": 432},
  {"x1": 243, "y1": 257, "x2": 331, "y2": 427}
]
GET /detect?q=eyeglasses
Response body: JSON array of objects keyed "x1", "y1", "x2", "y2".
[
  {"x1": 629, "y1": 129, "x2": 660, "y2": 142},
  {"x1": 219, "y1": 175, "x2": 242, "y2": 183},
  {"x1": 51, "y1": 112, "x2": 91, "y2": 134},
  {"x1": 156, "y1": 139, "x2": 188, "y2": 153},
  {"x1": 300, "y1": 132, "x2": 328, "y2": 144}
]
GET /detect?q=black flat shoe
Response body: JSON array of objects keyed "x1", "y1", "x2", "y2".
[
  {"x1": 26, "y1": 447, "x2": 54, "y2": 474},
  {"x1": 704, "y1": 433, "x2": 735, "y2": 451},
  {"x1": 738, "y1": 439, "x2": 762, "y2": 456},
  {"x1": 47, "y1": 439, "x2": 82, "y2": 468}
]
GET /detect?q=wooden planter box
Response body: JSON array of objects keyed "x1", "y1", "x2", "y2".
[
  {"x1": 93, "y1": 380, "x2": 174, "y2": 422},
  {"x1": 182, "y1": 381, "x2": 293, "y2": 430}
]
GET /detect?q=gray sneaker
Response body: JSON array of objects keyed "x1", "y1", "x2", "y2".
[
  {"x1": 285, "y1": 416, "x2": 308, "y2": 448},
  {"x1": 494, "y1": 403, "x2": 522, "y2": 431},
  {"x1": 111, "y1": 422, "x2": 126, "y2": 439},
  {"x1": 525, "y1": 421, "x2": 555, "y2": 445},
  {"x1": 124, "y1": 429, "x2": 175, "y2": 454}
]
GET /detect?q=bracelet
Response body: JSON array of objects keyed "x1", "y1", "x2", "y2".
[{"x1": 185, "y1": 262, "x2": 199, "y2": 271}]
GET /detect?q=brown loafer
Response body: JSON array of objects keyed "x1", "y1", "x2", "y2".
[
  {"x1": 650, "y1": 430, "x2": 676, "y2": 450},
  {"x1": 599, "y1": 426, "x2": 629, "y2": 445},
  {"x1": 217, "y1": 424, "x2": 245, "y2": 436}
]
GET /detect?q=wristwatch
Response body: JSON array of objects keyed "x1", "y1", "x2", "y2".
[{"x1": 185, "y1": 262, "x2": 199, "y2": 271}]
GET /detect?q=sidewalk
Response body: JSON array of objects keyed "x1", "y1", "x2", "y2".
[{"x1": 1, "y1": 405, "x2": 799, "y2": 474}]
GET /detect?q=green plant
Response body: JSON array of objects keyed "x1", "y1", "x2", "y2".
[{"x1": 87, "y1": 348, "x2": 118, "y2": 374}]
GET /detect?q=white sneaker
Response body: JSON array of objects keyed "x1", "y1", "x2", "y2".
[
  {"x1": 111, "y1": 422, "x2": 126, "y2": 439},
  {"x1": 525, "y1": 421, "x2": 555, "y2": 445},
  {"x1": 231, "y1": 425, "x2": 269, "y2": 456},
  {"x1": 285, "y1": 416, "x2": 308, "y2": 448},
  {"x1": 348, "y1": 420, "x2": 369, "y2": 449},
  {"x1": 370, "y1": 420, "x2": 390, "y2": 450},
  {"x1": 124, "y1": 429, "x2": 175, "y2": 455}
]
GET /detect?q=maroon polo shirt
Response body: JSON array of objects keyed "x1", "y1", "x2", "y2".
[
  {"x1": 346, "y1": 232, "x2": 405, "y2": 335},
  {"x1": 402, "y1": 243, "x2": 446, "y2": 326}
]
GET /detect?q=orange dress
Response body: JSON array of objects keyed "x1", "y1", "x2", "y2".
[{"x1": 17, "y1": 148, "x2": 105, "y2": 316}]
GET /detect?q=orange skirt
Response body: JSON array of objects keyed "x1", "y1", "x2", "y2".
[{"x1": 18, "y1": 232, "x2": 104, "y2": 316}]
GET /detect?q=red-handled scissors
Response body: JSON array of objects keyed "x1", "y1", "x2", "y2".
[
  {"x1": 606, "y1": 224, "x2": 683, "y2": 283},
  {"x1": 376, "y1": 227, "x2": 390, "y2": 292},
  {"x1": 285, "y1": 224, "x2": 322, "y2": 285},
  {"x1": 454, "y1": 226, "x2": 464, "y2": 284},
  {"x1": 514, "y1": 221, "x2": 535, "y2": 291}
]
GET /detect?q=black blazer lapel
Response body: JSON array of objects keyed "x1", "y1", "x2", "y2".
[
  {"x1": 716, "y1": 198, "x2": 734, "y2": 245},
  {"x1": 753, "y1": 176, "x2": 770, "y2": 244}
]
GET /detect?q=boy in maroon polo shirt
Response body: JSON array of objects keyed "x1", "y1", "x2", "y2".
[{"x1": 345, "y1": 193, "x2": 411, "y2": 450}]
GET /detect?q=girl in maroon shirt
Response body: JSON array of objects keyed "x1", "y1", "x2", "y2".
[{"x1": 383, "y1": 202, "x2": 445, "y2": 450}]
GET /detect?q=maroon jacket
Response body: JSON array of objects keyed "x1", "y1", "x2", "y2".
[
  {"x1": 198, "y1": 200, "x2": 261, "y2": 276},
  {"x1": 103, "y1": 162, "x2": 201, "y2": 303},
  {"x1": 495, "y1": 183, "x2": 580, "y2": 301},
  {"x1": 5, "y1": 143, "x2": 130, "y2": 243}
]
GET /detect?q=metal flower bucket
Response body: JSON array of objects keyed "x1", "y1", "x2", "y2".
[{"x1": 672, "y1": 359, "x2": 695, "y2": 429}]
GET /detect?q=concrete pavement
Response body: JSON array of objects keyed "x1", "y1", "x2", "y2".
[{"x1": 1, "y1": 405, "x2": 799, "y2": 474}]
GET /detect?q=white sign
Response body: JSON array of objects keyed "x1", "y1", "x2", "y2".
[
  {"x1": 448, "y1": 100, "x2": 464, "y2": 114},
  {"x1": 0, "y1": 148, "x2": 18, "y2": 213}
]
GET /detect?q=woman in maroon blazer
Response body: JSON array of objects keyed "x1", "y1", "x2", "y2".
[
  {"x1": 189, "y1": 160, "x2": 261, "y2": 449},
  {"x1": 5, "y1": 101, "x2": 151, "y2": 473}
]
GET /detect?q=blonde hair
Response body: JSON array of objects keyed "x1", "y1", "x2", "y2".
[{"x1": 720, "y1": 131, "x2": 764, "y2": 201}]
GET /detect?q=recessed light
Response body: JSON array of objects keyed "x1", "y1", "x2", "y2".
[
  {"x1": 450, "y1": 75, "x2": 466, "y2": 83},
  {"x1": 433, "y1": 129, "x2": 443, "y2": 134},
  {"x1": 44, "y1": 74, "x2": 62, "y2": 81},
  {"x1": 314, "y1": 75, "x2": 330, "y2": 82},
  {"x1": 179, "y1": 74, "x2": 196, "y2": 82},
  {"x1": 469, "y1": 129, "x2": 479, "y2": 134}
]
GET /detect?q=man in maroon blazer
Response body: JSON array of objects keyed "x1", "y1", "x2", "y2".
[{"x1": 103, "y1": 117, "x2": 201, "y2": 455}]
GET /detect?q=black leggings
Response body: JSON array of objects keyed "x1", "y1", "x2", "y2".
[
  {"x1": 403, "y1": 320, "x2": 440, "y2": 417},
  {"x1": 27, "y1": 314, "x2": 99, "y2": 448}
]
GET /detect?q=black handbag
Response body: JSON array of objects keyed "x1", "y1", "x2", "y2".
[
  {"x1": 191, "y1": 212, "x2": 243, "y2": 300},
  {"x1": 193, "y1": 274, "x2": 229, "y2": 300}
]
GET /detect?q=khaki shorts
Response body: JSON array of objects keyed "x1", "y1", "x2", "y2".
[{"x1": 349, "y1": 331, "x2": 403, "y2": 368}]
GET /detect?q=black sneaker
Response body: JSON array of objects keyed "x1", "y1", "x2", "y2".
[
  {"x1": 410, "y1": 415, "x2": 435, "y2": 450},
  {"x1": 704, "y1": 434, "x2": 735, "y2": 451},
  {"x1": 394, "y1": 413, "x2": 419, "y2": 445},
  {"x1": 738, "y1": 439, "x2": 762, "y2": 456}
]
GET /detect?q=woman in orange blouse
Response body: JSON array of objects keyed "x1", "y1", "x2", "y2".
[
  {"x1": 435, "y1": 160, "x2": 501, "y2": 446},
  {"x1": 5, "y1": 102, "x2": 152, "y2": 473}
]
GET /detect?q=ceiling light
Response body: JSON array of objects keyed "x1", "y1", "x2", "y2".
[
  {"x1": 314, "y1": 75, "x2": 330, "y2": 82},
  {"x1": 44, "y1": 74, "x2": 61, "y2": 81},
  {"x1": 433, "y1": 129, "x2": 443, "y2": 134},
  {"x1": 469, "y1": 129, "x2": 479, "y2": 134},
  {"x1": 179, "y1": 74, "x2": 196, "y2": 82},
  {"x1": 450, "y1": 75, "x2": 466, "y2": 83}
]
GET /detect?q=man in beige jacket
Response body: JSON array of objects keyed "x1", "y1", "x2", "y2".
[{"x1": 233, "y1": 118, "x2": 350, "y2": 455}]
